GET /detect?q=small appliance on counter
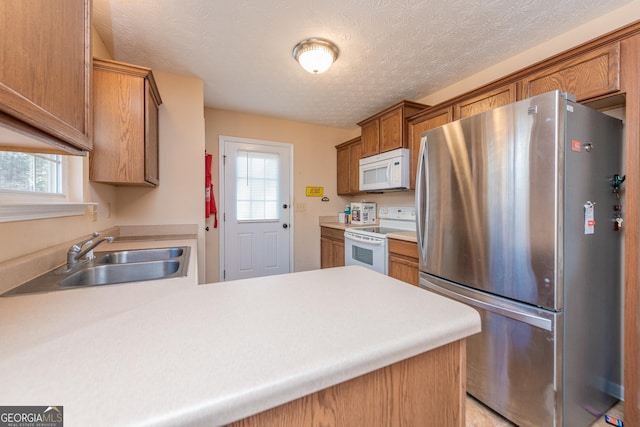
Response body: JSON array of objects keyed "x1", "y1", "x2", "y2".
[{"x1": 350, "y1": 202, "x2": 376, "y2": 224}]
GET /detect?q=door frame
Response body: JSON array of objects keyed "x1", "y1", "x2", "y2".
[{"x1": 218, "y1": 135, "x2": 294, "y2": 282}]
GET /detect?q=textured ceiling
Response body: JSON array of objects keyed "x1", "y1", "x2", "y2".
[{"x1": 93, "y1": 0, "x2": 634, "y2": 128}]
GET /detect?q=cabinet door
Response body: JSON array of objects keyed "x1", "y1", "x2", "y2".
[
  {"x1": 332, "y1": 240, "x2": 345, "y2": 267},
  {"x1": 348, "y1": 141, "x2": 362, "y2": 194},
  {"x1": 379, "y1": 108, "x2": 403, "y2": 153},
  {"x1": 91, "y1": 65, "x2": 146, "y2": 184},
  {"x1": 321, "y1": 237, "x2": 333, "y2": 269},
  {"x1": 408, "y1": 107, "x2": 453, "y2": 189},
  {"x1": 521, "y1": 43, "x2": 620, "y2": 102},
  {"x1": 388, "y1": 238, "x2": 419, "y2": 286},
  {"x1": 337, "y1": 145, "x2": 351, "y2": 195},
  {"x1": 388, "y1": 255, "x2": 419, "y2": 286},
  {"x1": 360, "y1": 120, "x2": 380, "y2": 158},
  {"x1": 455, "y1": 83, "x2": 517, "y2": 120},
  {"x1": 0, "y1": 0, "x2": 92, "y2": 152}
]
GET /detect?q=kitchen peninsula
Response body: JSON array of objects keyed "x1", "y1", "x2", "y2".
[{"x1": 0, "y1": 258, "x2": 480, "y2": 426}]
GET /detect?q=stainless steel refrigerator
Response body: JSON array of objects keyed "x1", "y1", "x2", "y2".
[{"x1": 415, "y1": 91, "x2": 623, "y2": 427}]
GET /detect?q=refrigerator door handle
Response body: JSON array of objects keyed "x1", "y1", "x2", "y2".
[
  {"x1": 421, "y1": 279, "x2": 553, "y2": 331},
  {"x1": 415, "y1": 135, "x2": 428, "y2": 265}
]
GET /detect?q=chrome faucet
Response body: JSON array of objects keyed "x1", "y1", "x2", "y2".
[{"x1": 67, "y1": 232, "x2": 114, "y2": 268}]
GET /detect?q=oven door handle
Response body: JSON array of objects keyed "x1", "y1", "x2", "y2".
[{"x1": 344, "y1": 232, "x2": 385, "y2": 245}]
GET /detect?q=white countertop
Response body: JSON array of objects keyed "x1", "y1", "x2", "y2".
[{"x1": 0, "y1": 261, "x2": 480, "y2": 426}]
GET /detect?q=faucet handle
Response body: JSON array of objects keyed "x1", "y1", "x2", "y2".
[{"x1": 73, "y1": 231, "x2": 100, "y2": 250}]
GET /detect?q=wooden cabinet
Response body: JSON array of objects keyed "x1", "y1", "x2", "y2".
[
  {"x1": 388, "y1": 238, "x2": 419, "y2": 286},
  {"x1": 521, "y1": 43, "x2": 620, "y2": 102},
  {"x1": 0, "y1": 0, "x2": 92, "y2": 154},
  {"x1": 408, "y1": 107, "x2": 454, "y2": 189},
  {"x1": 336, "y1": 137, "x2": 362, "y2": 195},
  {"x1": 321, "y1": 226, "x2": 345, "y2": 269},
  {"x1": 90, "y1": 59, "x2": 162, "y2": 186},
  {"x1": 454, "y1": 83, "x2": 517, "y2": 120},
  {"x1": 358, "y1": 101, "x2": 428, "y2": 158}
]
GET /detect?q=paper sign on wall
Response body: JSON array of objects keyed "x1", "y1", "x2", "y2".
[{"x1": 305, "y1": 186, "x2": 324, "y2": 197}]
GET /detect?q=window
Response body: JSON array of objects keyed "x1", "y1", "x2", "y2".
[
  {"x1": 0, "y1": 151, "x2": 92, "y2": 222},
  {"x1": 236, "y1": 150, "x2": 280, "y2": 221},
  {"x1": 0, "y1": 152, "x2": 63, "y2": 195}
]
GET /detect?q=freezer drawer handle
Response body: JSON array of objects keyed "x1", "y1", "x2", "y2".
[{"x1": 422, "y1": 280, "x2": 553, "y2": 331}]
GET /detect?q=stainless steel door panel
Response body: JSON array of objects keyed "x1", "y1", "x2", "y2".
[
  {"x1": 420, "y1": 274, "x2": 560, "y2": 427},
  {"x1": 416, "y1": 91, "x2": 562, "y2": 309}
]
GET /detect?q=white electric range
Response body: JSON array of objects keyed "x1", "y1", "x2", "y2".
[{"x1": 344, "y1": 206, "x2": 416, "y2": 274}]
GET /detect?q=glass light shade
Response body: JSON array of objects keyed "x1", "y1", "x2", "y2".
[{"x1": 293, "y1": 39, "x2": 339, "y2": 74}]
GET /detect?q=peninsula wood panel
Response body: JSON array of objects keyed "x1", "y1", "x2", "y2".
[
  {"x1": 230, "y1": 340, "x2": 466, "y2": 427},
  {"x1": 521, "y1": 43, "x2": 620, "y2": 102},
  {"x1": 0, "y1": 0, "x2": 92, "y2": 152}
]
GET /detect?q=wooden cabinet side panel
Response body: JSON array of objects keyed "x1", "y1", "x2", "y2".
[
  {"x1": 91, "y1": 69, "x2": 145, "y2": 183},
  {"x1": 0, "y1": 0, "x2": 91, "y2": 150},
  {"x1": 521, "y1": 43, "x2": 620, "y2": 101},
  {"x1": 145, "y1": 82, "x2": 160, "y2": 185},
  {"x1": 230, "y1": 340, "x2": 465, "y2": 427},
  {"x1": 409, "y1": 107, "x2": 453, "y2": 189},
  {"x1": 360, "y1": 120, "x2": 380, "y2": 158},
  {"x1": 621, "y1": 34, "x2": 640, "y2": 427},
  {"x1": 379, "y1": 108, "x2": 403, "y2": 152}
]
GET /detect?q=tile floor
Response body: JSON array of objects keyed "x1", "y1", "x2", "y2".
[{"x1": 466, "y1": 395, "x2": 624, "y2": 426}]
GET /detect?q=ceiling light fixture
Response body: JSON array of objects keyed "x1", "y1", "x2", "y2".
[{"x1": 292, "y1": 38, "x2": 339, "y2": 74}]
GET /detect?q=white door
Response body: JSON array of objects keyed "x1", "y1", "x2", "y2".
[{"x1": 221, "y1": 136, "x2": 293, "y2": 281}]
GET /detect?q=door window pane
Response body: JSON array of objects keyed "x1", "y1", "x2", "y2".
[
  {"x1": 236, "y1": 151, "x2": 279, "y2": 221},
  {"x1": 0, "y1": 152, "x2": 62, "y2": 194}
]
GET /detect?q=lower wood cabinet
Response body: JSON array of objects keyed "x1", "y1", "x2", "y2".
[
  {"x1": 388, "y1": 238, "x2": 419, "y2": 286},
  {"x1": 90, "y1": 58, "x2": 162, "y2": 186},
  {"x1": 321, "y1": 227, "x2": 345, "y2": 269}
]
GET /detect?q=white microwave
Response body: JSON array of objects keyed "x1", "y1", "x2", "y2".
[{"x1": 359, "y1": 148, "x2": 410, "y2": 192}]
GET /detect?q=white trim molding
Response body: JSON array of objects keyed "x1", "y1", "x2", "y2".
[{"x1": 0, "y1": 202, "x2": 97, "y2": 223}]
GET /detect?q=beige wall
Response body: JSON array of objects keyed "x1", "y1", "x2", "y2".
[
  {"x1": 117, "y1": 70, "x2": 206, "y2": 282},
  {"x1": 204, "y1": 109, "x2": 358, "y2": 282}
]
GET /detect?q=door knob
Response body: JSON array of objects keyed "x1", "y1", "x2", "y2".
[
  {"x1": 283, "y1": 224, "x2": 289, "y2": 229},
  {"x1": 283, "y1": 204, "x2": 288, "y2": 209}
]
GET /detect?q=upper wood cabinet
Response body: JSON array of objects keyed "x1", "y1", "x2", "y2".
[
  {"x1": 454, "y1": 83, "x2": 517, "y2": 120},
  {"x1": 358, "y1": 101, "x2": 428, "y2": 158},
  {"x1": 90, "y1": 59, "x2": 162, "y2": 186},
  {"x1": 0, "y1": 0, "x2": 92, "y2": 154},
  {"x1": 521, "y1": 43, "x2": 620, "y2": 102},
  {"x1": 336, "y1": 136, "x2": 362, "y2": 195},
  {"x1": 408, "y1": 107, "x2": 454, "y2": 189}
]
